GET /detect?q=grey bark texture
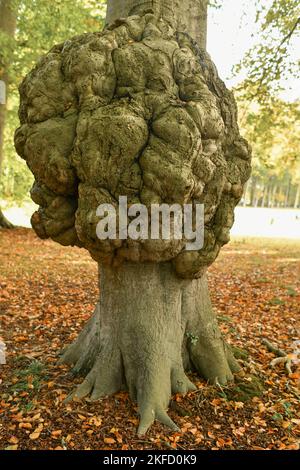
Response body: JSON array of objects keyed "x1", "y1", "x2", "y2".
[
  {"x1": 15, "y1": 0, "x2": 251, "y2": 433},
  {"x1": 0, "y1": 0, "x2": 16, "y2": 229},
  {"x1": 106, "y1": 0, "x2": 208, "y2": 48}
]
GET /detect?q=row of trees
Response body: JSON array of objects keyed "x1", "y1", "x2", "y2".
[
  {"x1": 242, "y1": 176, "x2": 300, "y2": 209},
  {"x1": 0, "y1": 0, "x2": 299, "y2": 222},
  {"x1": 235, "y1": 0, "x2": 300, "y2": 208},
  {"x1": 238, "y1": 97, "x2": 300, "y2": 208}
]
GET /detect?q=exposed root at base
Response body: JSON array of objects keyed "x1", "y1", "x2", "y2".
[
  {"x1": 59, "y1": 263, "x2": 240, "y2": 435},
  {"x1": 262, "y1": 338, "x2": 298, "y2": 375},
  {"x1": 60, "y1": 333, "x2": 237, "y2": 435},
  {"x1": 62, "y1": 345, "x2": 197, "y2": 435}
]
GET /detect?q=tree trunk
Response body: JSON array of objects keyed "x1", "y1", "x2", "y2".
[
  {"x1": 271, "y1": 184, "x2": 277, "y2": 208},
  {"x1": 60, "y1": 263, "x2": 238, "y2": 434},
  {"x1": 242, "y1": 180, "x2": 248, "y2": 206},
  {"x1": 284, "y1": 178, "x2": 291, "y2": 208},
  {"x1": 0, "y1": 0, "x2": 16, "y2": 229},
  {"x1": 261, "y1": 184, "x2": 267, "y2": 208},
  {"x1": 106, "y1": 0, "x2": 208, "y2": 48},
  {"x1": 59, "y1": 0, "x2": 240, "y2": 434}
]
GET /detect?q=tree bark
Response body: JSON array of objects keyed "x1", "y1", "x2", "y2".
[
  {"x1": 60, "y1": 263, "x2": 238, "y2": 434},
  {"x1": 106, "y1": 0, "x2": 208, "y2": 48},
  {"x1": 60, "y1": 0, "x2": 240, "y2": 434},
  {"x1": 0, "y1": 0, "x2": 16, "y2": 229}
]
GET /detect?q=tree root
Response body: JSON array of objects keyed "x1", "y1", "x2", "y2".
[{"x1": 262, "y1": 338, "x2": 298, "y2": 375}]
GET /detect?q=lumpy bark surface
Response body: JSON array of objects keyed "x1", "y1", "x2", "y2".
[{"x1": 15, "y1": 13, "x2": 251, "y2": 279}]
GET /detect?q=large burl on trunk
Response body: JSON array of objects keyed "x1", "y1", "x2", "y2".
[{"x1": 15, "y1": 0, "x2": 251, "y2": 434}]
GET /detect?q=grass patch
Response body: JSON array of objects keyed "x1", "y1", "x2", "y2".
[
  {"x1": 10, "y1": 359, "x2": 47, "y2": 395},
  {"x1": 269, "y1": 297, "x2": 285, "y2": 306},
  {"x1": 231, "y1": 346, "x2": 249, "y2": 361},
  {"x1": 218, "y1": 375, "x2": 265, "y2": 402}
]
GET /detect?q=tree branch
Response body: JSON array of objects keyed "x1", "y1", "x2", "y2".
[{"x1": 279, "y1": 16, "x2": 300, "y2": 48}]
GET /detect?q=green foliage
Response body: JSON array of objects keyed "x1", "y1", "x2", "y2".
[
  {"x1": 208, "y1": 0, "x2": 222, "y2": 8},
  {"x1": 10, "y1": 0, "x2": 106, "y2": 88},
  {"x1": 237, "y1": 88, "x2": 300, "y2": 207},
  {"x1": 218, "y1": 375, "x2": 265, "y2": 402},
  {"x1": 0, "y1": 96, "x2": 34, "y2": 202},
  {"x1": 10, "y1": 359, "x2": 47, "y2": 394},
  {"x1": 234, "y1": 0, "x2": 300, "y2": 104},
  {"x1": 1, "y1": 0, "x2": 106, "y2": 202},
  {"x1": 186, "y1": 332, "x2": 199, "y2": 346}
]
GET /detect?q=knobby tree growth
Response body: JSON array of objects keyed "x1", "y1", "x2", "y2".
[{"x1": 15, "y1": 0, "x2": 251, "y2": 434}]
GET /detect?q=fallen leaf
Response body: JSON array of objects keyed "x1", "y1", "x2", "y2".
[
  {"x1": 104, "y1": 437, "x2": 116, "y2": 444},
  {"x1": 8, "y1": 436, "x2": 19, "y2": 444}
]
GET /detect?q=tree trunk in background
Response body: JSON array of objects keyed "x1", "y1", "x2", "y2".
[
  {"x1": 242, "y1": 180, "x2": 248, "y2": 206},
  {"x1": 271, "y1": 184, "x2": 277, "y2": 208},
  {"x1": 0, "y1": 0, "x2": 16, "y2": 228},
  {"x1": 279, "y1": 184, "x2": 285, "y2": 207},
  {"x1": 60, "y1": 0, "x2": 240, "y2": 435},
  {"x1": 249, "y1": 176, "x2": 257, "y2": 207},
  {"x1": 284, "y1": 178, "x2": 291, "y2": 208},
  {"x1": 267, "y1": 184, "x2": 272, "y2": 208},
  {"x1": 261, "y1": 185, "x2": 267, "y2": 207},
  {"x1": 294, "y1": 183, "x2": 300, "y2": 209}
]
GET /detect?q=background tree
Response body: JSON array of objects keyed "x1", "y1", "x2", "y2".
[
  {"x1": 238, "y1": 91, "x2": 300, "y2": 208},
  {"x1": 234, "y1": 0, "x2": 300, "y2": 106},
  {"x1": 0, "y1": 0, "x2": 106, "y2": 226},
  {"x1": 0, "y1": 0, "x2": 16, "y2": 227},
  {"x1": 232, "y1": 0, "x2": 300, "y2": 209}
]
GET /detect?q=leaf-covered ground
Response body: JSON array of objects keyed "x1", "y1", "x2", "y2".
[{"x1": 0, "y1": 228, "x2": 299, "y2": 450}]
